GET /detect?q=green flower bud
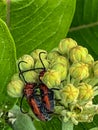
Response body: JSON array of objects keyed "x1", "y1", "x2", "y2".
[
  {"x1": 78, "y1": 83, "x2": 94, "y2": 102},
  {"x1": 18, "y1": 55, "x2": 34, "y2": 71},
  {"x1": 23, "y1": 71, "x2": 38, "y2": 83},
  {"x1": 60, "y1": 84, "x2": 79, "y2": 104},
  {"x1": 93, "y1": 61, "x2": 98, "y2": 77},
  {"x1": 35, "y1": 59, "x2": 49, "y2": 70},
  {"x1": 70, "y1": 62, "x2": 89, "y2": 80},
  {"x1": 51, "y1": 55, "x2": 69, "y2": 67},
  {"x1": 47, "y1": 51, "x2": 60, "y2": 60},
  {"x1": 7, "y1": 80, "x2": 24, "y2": 98},
  {"x1": 58, "y1": 38, "x2": 77, "y2": 55},
  {"x1": 11, "y1": 73, "x2": 20, "y2": 81},
  {"x1": 41, "y1": 69, "x2": 61, "y2": 88},
  {"x1": 51, "y1": 63, "x2": 67, "y2": 80},
  {"x1": 87, "y1": 64, "x2": 94, "y2": 78},
  {"x1": 69, "y1": 46, "x2": 88, "y2": 63},
  {"x1": 30, "y1": 49, "x2": 47, "y2": 61},
  {"x1": 84, "y1": 54, "x2": 94, "y2": 65}
]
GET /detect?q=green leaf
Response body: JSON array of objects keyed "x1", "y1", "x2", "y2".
[
  {"x1": 10, "y1": 105, "x2": 36, "y2": 130},
  {"x1": 62, "y1": 121, "x2": 73, "y2": 130},
  {"x1": 0, "y1": 18, "x2": 16, "y2": 110},
  {"x1": 74, "y1": 122, "x2": 93, "y2": 130},
  {"x1": 67, "y1": 0, "x2": 98, "y2": 129},
  {"x1": 0, "y1": 0, "x2": 6, "y2": 21},
  {"x1": 34, "y1": 116, "x2": 62, "y2": 130},
  {"x1": 8, "y1": 0, "x2": 76, "y2": 58}
]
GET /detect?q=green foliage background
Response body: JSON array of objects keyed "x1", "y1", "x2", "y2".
[{"x1": 0, "y1": 0, "x2": 98, "y2": 130}]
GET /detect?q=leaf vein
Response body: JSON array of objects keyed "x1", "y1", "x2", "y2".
[{"x1": 12, "y1": 0, "x2": 35, "y2": 11}]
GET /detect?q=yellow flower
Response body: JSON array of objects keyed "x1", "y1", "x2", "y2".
[
  {"x1": 60, "y1": 84, "x2": 79, "y2": 104},
  {"x1": 78, "y1": 83, "x2": 94, "y2": 102}
]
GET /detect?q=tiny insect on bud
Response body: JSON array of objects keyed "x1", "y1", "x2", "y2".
[
  {"x1": 69, "y1": 46, "x2": 88, "y2": 63},
  {"x1": 70, "y1": 62, "x2": 89, "y2": 80},
  {"x1": 58, "y1": 38, "x2": 77, "y2": 55},
  {"x1": 17, "y1": 55, "x2": 34, "y2": 71},
  {"x1": 60, "y1": 84, "x2": 79, "y2": 104},
  {"x1": 30, "y1": 49, "x2": 47, "y2": 61},
  {"x1": 41, "y1": 69, "x2": 61, "y2": 88},
  {"x1": 7, "y1": 80, "x2": 24, "y2": 98},
  {"x1": 23, "y1": 71, "x2": 38, "y2": 83},
  {"x1": 78, "y1": 83, "x2": 94, "y2": 102}
]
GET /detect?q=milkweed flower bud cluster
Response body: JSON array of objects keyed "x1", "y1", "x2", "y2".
[{"x1": 7, "y1": 38, "x2": 98, "y2": 125}]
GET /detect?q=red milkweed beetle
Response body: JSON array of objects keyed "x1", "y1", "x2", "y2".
[
  {"x1": 38, "y1": 52, "x2": 60, "y2": 113},
  {"x1": 20, "y1": 52, "x2": 60, "y2": 114},
  {"x1": 18, "y1": 61, "x2": 49, "y2": 121}
]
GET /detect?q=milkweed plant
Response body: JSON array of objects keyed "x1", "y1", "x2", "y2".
[{"x1": 7, "y1": 38, "x2": 98, "y2": 129}]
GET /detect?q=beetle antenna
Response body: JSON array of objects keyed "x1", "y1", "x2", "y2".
[
  {"x1": 39, "y1": 52, "x2": 46, "y2": 71},
  {"x1": 18, "y1": 61, "x2": 28, "y2": 84},
  {"x1": 20, "y1": 94, "x2": 28, "y2": 114}
]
